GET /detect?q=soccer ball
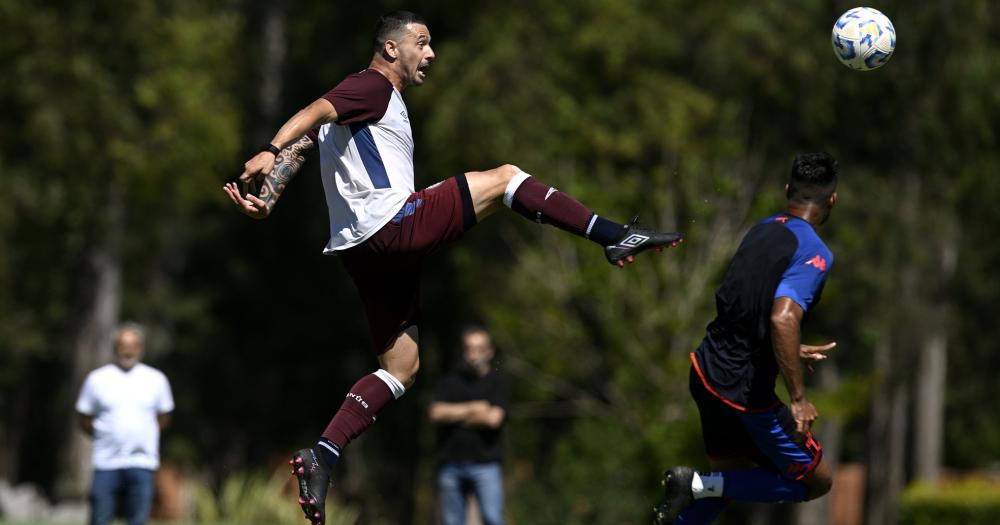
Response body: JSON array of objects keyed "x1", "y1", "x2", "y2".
[{"x1": 831, "y1": 7, "x2": 896, "y2": 70}]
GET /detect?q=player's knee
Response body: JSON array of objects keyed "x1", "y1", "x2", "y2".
[
  {"x1": 394, "y1": 358, "x2": 420, "y2": 389},
  {"x1": 400, "y1": 370, "x2": 418, "y2": 389},
  {"x1": 467, "y1": 164, "x2": 519, "y2": 188},
  {"x1": 493, "y1": 163, "x2": 521, "y2": 183}
]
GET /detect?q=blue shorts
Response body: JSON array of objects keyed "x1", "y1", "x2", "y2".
[{"x1": 689, "y1": 366, "x2": 822, "y2": 480}]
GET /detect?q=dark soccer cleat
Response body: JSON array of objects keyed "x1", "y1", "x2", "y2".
[
  {"x1": 290, "y1": 448, "x2": 331, "y2": 525},
  {"x1": 653, "y1": 466, "x2": 695, "y2": 525},
  {"x1": 604, "y1": 216, "x2": 683, "y2": 268}
]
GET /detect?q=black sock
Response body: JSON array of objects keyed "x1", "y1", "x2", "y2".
[
  {"x1": 587, "y1": 214, "x2": 627, "y2": 245},
  {"x1": 316, "y1": 438, "x2": 341, "y2": 470}
]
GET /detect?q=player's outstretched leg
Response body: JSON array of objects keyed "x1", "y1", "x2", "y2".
[{"x1": 464, "y1": 165, "x2": 683, "y2": 267}]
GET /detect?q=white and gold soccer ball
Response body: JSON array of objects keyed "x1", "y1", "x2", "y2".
[{"x1": 831, "y1": 7, "x2": 896, "y2": 70}]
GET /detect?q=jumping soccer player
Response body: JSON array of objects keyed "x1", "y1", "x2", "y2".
[
  {"x1": 653, "y1": 153, "x2": 838, "y2": 524},
  {"x1": 222, "y1": 11, "x2": 682, "y2": 525}
]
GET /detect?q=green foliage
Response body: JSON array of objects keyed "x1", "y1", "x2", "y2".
[
  {"x1": 192, "y1": 468, "x2": 359, "y2": 525},
  {"x1": 0, "y1": 0, "x2": 241, "y2": 361},
  {"x1": 900, "y1": 479, "x2": 1000, "y2": 525},
  {"x1": 507, "y1": 414, "x2": 704, "y2": 524},
  {"x1": 0, "y1": 0, "x2": 998, "y2": 521}
]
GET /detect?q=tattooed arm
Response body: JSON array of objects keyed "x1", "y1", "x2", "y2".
[{"x1": 222, "y1": 135, "x2": 316, "y2": 219}]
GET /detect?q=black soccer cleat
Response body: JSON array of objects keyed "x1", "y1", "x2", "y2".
[
  {"x1": 653, "y1": 466, "x2": 695, "y2": 525},
  {"x1": 604, "y1": 216, "x2": 683, "y2": 268},
  {"x1": 290, "y1": 448, "x2": 331, "y2": 525}
]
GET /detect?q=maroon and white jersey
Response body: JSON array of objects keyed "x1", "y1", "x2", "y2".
[{"x1": 312, "y1": 69, "x2": 414, "y2": 252}]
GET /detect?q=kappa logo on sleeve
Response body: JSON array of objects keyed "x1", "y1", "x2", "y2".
[{"x1": 805, "y1": 255, "x2": 828, "y2": 272}]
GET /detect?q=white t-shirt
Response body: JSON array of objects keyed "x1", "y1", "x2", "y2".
[
  {"x1": 310, "y1": 69, "x2": 414, "y2": 252},
  {"x1": 75, "y1": 363, "x2": 174, "y2": 470}
]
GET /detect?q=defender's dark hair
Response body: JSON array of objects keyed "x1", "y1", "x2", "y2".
[
  {"x1": 373, "y1": 11, "x2": 426, "y2": 55},
  {"x1": 788, "y1": 152, "x2": 838, "y2": 205}
]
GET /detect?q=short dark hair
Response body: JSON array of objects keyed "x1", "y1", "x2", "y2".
[
  {"x1": 787, "y1": 152, "x2": 838, "y2": 205},
  {"x1": 373, "y1": 11, "x2": 426, "y2": 55}
]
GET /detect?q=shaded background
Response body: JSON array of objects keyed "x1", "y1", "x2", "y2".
[{"x1": 1, "y1": 0, "x2": 999, "y2": 523}]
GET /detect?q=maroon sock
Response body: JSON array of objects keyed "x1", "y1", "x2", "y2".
[
  {"x1": 509, "y1": 177, "x2": 594, "y2": 235},
  {"x1": 507, "y1": 176, "x2": 627, "y2": 245},
  {"x1": 321, "y1": 373, "x2": 396, "y2": 450}
]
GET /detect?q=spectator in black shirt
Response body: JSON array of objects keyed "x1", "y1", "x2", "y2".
[{"x1": 429, "y1": 325, "x2": 510, "y2": 525}]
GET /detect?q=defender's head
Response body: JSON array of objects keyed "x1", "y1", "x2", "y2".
[
  {"x1": 373, "y1": 11, "x2": 434, "y2": 88},
  {"x1": 786, "y1": 152, "x2": 838, "y2": 224}
]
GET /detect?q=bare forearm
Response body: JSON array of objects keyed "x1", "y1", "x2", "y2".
[
  {"x1": 258, "y1": 135, "x2": 315, "y2": 212},
  {"x1": 429, "y1": 401, "x2": 489, "y2": 424},
  {"x1": 773, "y1": 315, "x2": 806, "y2": 401},
  {"x1": 429, "y1": 402, "x2": 470, "y2": 423},
  {"x1": 269, "y1": 99, "x2": 336, "y2": 149},
  {"x1": 463, "y1": 406, "x2": 505, "y2": 429}
]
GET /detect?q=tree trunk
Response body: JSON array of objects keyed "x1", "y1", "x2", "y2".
[
  {"x1": 57, "y1": 188, "x2": 124, "y2": 499},
  {"x1": 865, "y1": 171, "x2": 921, "y2": 524},
  {"x1": 912, "y1": 225, "x2": 957, "y2": 484},
  {"x1": 865, "y1": 369, "x2": 910, "y2": 525},
  {"x1": 864, "y1": 338, "x2": 892, "y2": 525},
  {"x1": 912, "y1": 333, "x2": 946, "y2": 484},
  {"x1": 885, "y1": 382, "x2": 909, "y2": 525}
]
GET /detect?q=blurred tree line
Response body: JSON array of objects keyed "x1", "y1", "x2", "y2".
[{"x1": 0, "y1": 0, "x2": 998, "y2": 524}]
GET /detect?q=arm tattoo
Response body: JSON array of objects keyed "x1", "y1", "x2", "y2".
[{"x1": 258, "y1": 135, "x2": 316, "y2": 212}]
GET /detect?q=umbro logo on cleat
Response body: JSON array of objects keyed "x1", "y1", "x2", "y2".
[{"x1": 618, "y1": 233, "x2": 650, "y2": 248}]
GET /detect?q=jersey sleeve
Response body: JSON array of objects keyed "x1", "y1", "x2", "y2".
[
  {"x1": 75, "y1": 373, "x2": 97, "y2": 415},
  {"x1": 774, "y1": 252, "x2": 831, "y2": 312},
  {"x1": 320, "y1": 70, "x2": 393, "y2": 125}
]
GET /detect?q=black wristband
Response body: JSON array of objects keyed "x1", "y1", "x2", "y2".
[{"x1": 260, "y1": 143, "x2": 281, "y2": 156}]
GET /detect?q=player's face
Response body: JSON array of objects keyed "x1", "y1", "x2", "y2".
[
  {"x1": 113, "y1": 329, "x2": 143, "y2": 370},
  {"x1": 393, "y1": 24, "x2": 434, "y2": 87}
]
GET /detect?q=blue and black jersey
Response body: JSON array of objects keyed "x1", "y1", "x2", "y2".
[{"x1": 692, "y1": 213, "x2": 833, "y2": 411}]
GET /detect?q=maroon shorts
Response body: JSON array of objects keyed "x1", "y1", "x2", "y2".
[{"x1": 338, "y1": 175, "x2": 476, "y2": 354}]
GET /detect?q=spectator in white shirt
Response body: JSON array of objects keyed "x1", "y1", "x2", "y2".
[{"x1": 76, "y1": 322, "x2": 174, "y2": 525}]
